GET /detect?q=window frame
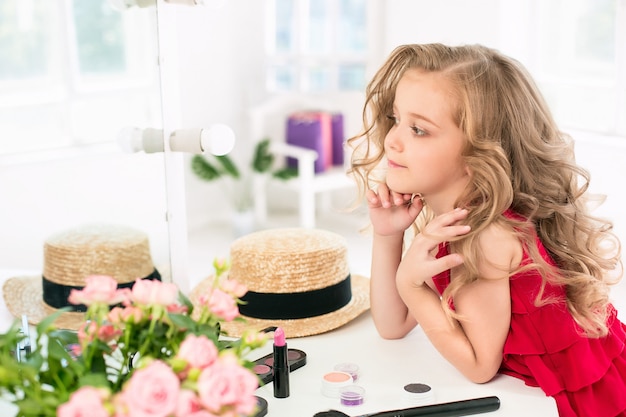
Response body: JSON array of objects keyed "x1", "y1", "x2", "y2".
[
  {"x1": 264, "y1": 0, "x2": 373, "y2": 93},
  {"x1": 0, "y1": 0, "x2": 161, "y2": 156}
]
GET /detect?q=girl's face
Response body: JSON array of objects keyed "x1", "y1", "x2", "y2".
[{"x1": 384, "y1": 68, "x2": 469, "y2": 213}]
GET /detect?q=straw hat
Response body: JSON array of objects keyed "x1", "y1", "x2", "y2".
[
  {"x1": 2, "y1": 223, "x2": 161, "y2": 330},
  {"x1": 190, "y1": 228, "x2": 370, "y2": 338}
]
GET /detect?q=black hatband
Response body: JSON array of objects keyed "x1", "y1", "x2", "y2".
[
  {"x1": 239, "y1": 275, "x2": 352, "y2": 320},
  {"x1": 42, "y1": 269, "x2": 162, "y2": 312}
]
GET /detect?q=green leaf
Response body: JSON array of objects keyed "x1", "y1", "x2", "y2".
[
  {"x1": 272, "y1": 166, "x2": 299, "y2": 180},
  {"x1": 15, "y1": 396, "x2": 56, "y2": 417},
  {"x1": 252, "y1": 138, "x2": 274, "y2": 173},
  {"x1": 177, "y1": 291, "x2": 194, "y2": 313},
  {"x1": 49, "y1": 329, "x2": 78, "y2": 347},
  {"x1": 36, "y1": 308, "x2": 70, "y2": 335},
  {"x1": 215, "y1": 154, "x2": 240, "y2": 179},
  {"x1": 191, "y1": 155, "x2": 221, "y2": 181},
  {"x1": 78, "y1": 372, "x2": 110, "y2": 388},
  {"x1": 169, "y1": 313, "x2": 197, "y2": 331}
]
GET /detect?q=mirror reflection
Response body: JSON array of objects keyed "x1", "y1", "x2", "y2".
[
  {"x1": 0, "y1": 0, "x2": 169, "y2": 302},
  {"x1": 0, "y1": 0, "x2": 160, "y2": 154}
]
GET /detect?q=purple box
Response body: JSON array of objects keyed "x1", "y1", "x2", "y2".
[
  {"x1": 331, "y1": 113, "x2": 344, "y2": 166},
  {"x1": 285, "y1": 112, "x2": 332, "y2": 173}
]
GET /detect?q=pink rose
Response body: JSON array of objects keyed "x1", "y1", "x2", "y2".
[
  {"x1": 220, "y1": 279, "x2": 247, "y2": 298},
  {"x1": 175, "y1": 389, "x2": 203, "y2": 417},
  {"x1": 78, "y1": 321, "x2": 97, "y2": 344},
  {"x1": 120, "y1": 360, "x2": 180, "y2": 417},
  {"x1": 176, "y1": 334, "x2": 218, "y2": 370},
  {"x1": 108, "y1": 306, "x2": 143, "y2": 325},
  {"x1": 108, "y1": 305, "x2": 144, "y2": 324},
  {"x1": 97, "y1": 323, "x2": 122, "y2": 343},
  {"x1": 130, "y1": 279, "x2": 179, "y2": 306},
  {"x1": 68, "y1": 275, "x2": 129, "y2": 306},
  {"x1": 200, "y1": 289, "x2": 239, "y2": 322},
  {"x1": 241, "y1": 330, "x2": 268, "y2": 347},
  {"x1": 167, "y1": 304, "x2": 189, "y2": 314},
  {"x1": 196, "y1": 353, "x2": 258, "y2": 416},
  {"x1": 187, "y1": 412, "x2": 219, "y2": 417},
  {"x1": 107, "y1": 306, "x2": 125, "y2": 324},
  {"x1": 57, "y1": 386, "x2": 110, "y2": 417}
]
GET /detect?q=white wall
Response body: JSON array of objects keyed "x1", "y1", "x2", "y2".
[
  {"x1": 0, "y1": 147, "x2": 171, "y2": 272},
  {"x1": 1, "y1": 0, "x2": 624, "y2": 288}
]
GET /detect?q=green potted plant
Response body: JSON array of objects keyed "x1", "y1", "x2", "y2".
[{"x1": 191, "y1": 138, "x2": 297, "y2": 234}]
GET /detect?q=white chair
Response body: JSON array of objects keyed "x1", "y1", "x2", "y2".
[{"x1": 249, "y1": 94, "x2": 356, "y2": 228}]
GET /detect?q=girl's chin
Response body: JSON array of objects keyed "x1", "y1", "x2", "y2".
[{"x1": 386, "y1": 178, "x2": 413, "y2": 195}]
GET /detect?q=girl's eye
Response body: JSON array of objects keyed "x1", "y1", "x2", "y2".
[{"x1": 411, "y1": 126, "x2": 427, "y2": 136}]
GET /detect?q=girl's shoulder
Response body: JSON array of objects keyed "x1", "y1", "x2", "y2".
[{"x1": 475, "y1": 220, "x2": 523, "y2": 280}]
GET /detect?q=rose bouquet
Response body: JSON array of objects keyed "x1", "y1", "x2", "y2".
[{"x1": 0, "y1": 259, "x2": 267, "y2": 417}]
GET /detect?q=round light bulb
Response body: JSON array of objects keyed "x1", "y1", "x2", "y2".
[
  {"x1": 117, "y1": 126, "x2": 144, "y2": 153},
  {"x1": 201, "y1": 124, "x2": 235, "y2": 156}
]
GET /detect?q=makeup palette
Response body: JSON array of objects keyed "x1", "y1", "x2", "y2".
[
  {"x1": 321, "y1": 371, "x2": 354, "y2": 398},
  {"x1": 339, "y1": 385, "x2": 366, "y2": 406},
  {"x1": 251, "y1": 348, "x2": 307, "y2": 385},
  {"x1": 402, "y1": 382, "x2": 434, "y2": 405},
  {"x1": 250, "y1": 396, "x2": 268, "y2": 417}
]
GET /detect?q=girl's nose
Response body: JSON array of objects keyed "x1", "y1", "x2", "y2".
[{"x1": 385, "y1": 127, "x2": 403, "y2": 152}]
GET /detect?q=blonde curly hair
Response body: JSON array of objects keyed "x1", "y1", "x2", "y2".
[{"x1": 349, "y1": 43, "x2": 622, "y2": 337}]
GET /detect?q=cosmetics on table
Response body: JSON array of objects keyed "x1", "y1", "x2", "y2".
[
  {"x1": 333, "y1": 362, "x2": 360, "y2": 382},
  {"x1": 402, "y1": 383, "x2": 434, "y2": 405},
  {"x1": 339, "y1": 385, "x2": 366, "y2": 406},
  {"x1": 313, "y1": 395, "x2": 501, "y2": 417},
  {"x1": 272, "y1": 327, "x2": 290, "y2": 398},
  {"x1": 251, "y1": 348, "x2": 307, "y2": 385},
  {"x1": 250, "y1": 396, "x2": 268, "y2": 417},
  {"x1": 321, "y1": 371, "x2": 355, "y2": 398}
]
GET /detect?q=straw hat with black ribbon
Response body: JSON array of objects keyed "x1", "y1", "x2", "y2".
[
  {"x1": 2, "y1": 224, "x2": 162, "y2": 330},
  {"x1": 190, "y1": 228, "x2": 370, "y2": 338}
]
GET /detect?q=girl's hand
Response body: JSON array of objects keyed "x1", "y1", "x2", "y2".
[
  {"x1": 397, "y1": 208, "x2": 471, "y2": 287},
  {"x1": 366, "y1": 183, "x2": 423, "y2": 236}
]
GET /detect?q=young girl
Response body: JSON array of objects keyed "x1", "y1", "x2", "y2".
[{"x1": 348, "y1": 43, "x2": 626, "y2": 417}]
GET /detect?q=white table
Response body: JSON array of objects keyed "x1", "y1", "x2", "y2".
[
  {"x1": 0, "y1": 270, "x2": 558, "y2": 416},
  {"x1": 250, "y1": 312, "x2": 557, "y2": 416}
]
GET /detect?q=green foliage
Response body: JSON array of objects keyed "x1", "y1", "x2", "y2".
[
  {"x1": 215, "y1": 154, "x2": 240, "y2": 179},
  {"x1": 191, "y1": 154, "x2": 237, "y2": 181},
  {"x1": 272, "y1": 167, "x2": 298, "y2": 180},
  {"x1": 191, "y1": 138, "x2": 299, "y2": 183},
  {"x1": 251, "y1": 138, "x2": 274, "y2": 173},
  {"x1": 0, "y1": 271, "x2": 266, "y2": 417}
]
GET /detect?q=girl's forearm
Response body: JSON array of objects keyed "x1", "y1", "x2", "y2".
[
  {"x1": 397, "y1": 282, "x2": 497, "y2": 383},
  {"x1": 370, "y1": 233, "x2": 417, "y2": 338}
]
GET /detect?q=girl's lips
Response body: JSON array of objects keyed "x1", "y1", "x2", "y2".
[{"x1": 388, "y1": 159, "x2": 405, "y2": 168}]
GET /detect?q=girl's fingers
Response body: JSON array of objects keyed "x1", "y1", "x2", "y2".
[
  {"x1": 376, "y1": 183, "x2": 392, "y2": 208},
  {"x1": 390, "y1": 190, "x2": 409, "y2": 206},
  {"x1": 416, "y1": 208, "x2": 471, "y2": 249},
  {"x1": 366, "y1": 189, "x2": 380, "y2": 207}
]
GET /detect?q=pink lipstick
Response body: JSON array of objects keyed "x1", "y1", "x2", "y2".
[{"x1": 273, "y1": 327, "x2": 290, "y2": 398}]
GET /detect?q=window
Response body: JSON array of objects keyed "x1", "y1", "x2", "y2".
[
  {"x1": 522, "y1": 0, "x2": 626, "y2": 136},
  {"x1": 265, "y1": 0, "x2": 369, "y2": 92},
  {"x1": 0, "y1": 0, "x2": 160, "y2": 155}
]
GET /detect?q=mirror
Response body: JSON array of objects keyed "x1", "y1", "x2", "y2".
[{"x1": 0, "y1": 0, "x2": 171, "y2": 318}]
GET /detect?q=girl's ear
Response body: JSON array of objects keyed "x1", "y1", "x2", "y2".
[{"x1": 464, "y1": 164, "x2": 472, "y2": 177}]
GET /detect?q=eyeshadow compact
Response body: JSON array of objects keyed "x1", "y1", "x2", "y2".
[
  {"x1": 251, "y1": 348, "x2": 307, "y2": 385},
  {"x1": 250, "y1": 396, "x2": 268, "y2": 417}
]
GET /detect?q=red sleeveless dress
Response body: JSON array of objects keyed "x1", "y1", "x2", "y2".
[{"x1": 432, "y1": 213, "x2": 626, "y2": 417}]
